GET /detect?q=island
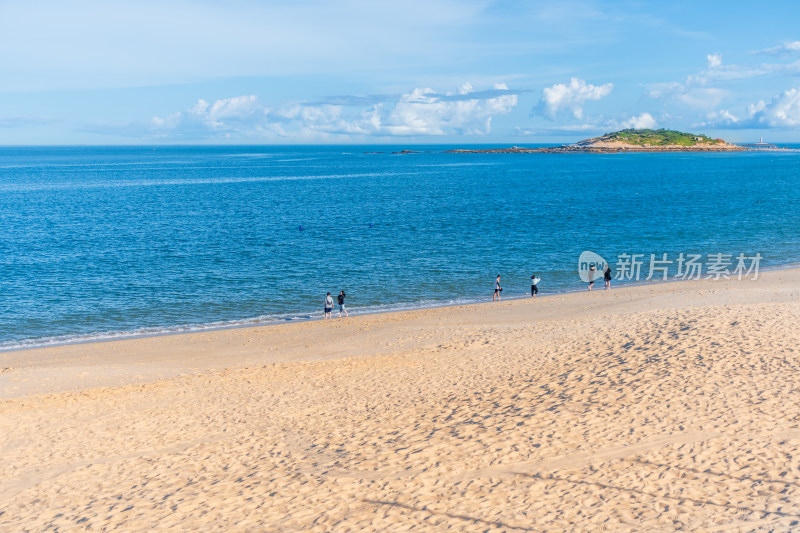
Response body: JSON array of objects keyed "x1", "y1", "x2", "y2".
[{"x1": 444, "y1": 128, "x2": 748, "y2": 153}]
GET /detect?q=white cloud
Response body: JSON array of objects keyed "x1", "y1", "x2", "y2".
[
  {"x1": 648, "y1": 50, "x2": 800, "y2": 118},
  {"x1": 753, "y1": 41, "x2": 800, "y2": 56},
  {"x1": 618, "y1": 112, "x2": 657, "y2": 129},
  {"x1": 142, "y1": 83, "x2": 519, "y2": 140},
  {"x1": 707, "y1": 60, "x2": 800, "y2": 81},
  {"x1": 150, "y1": 95, "x2": 270, "y2": 138},
  {"x1": 385, "y1": 83, "x2": 517, "y2": 135},
  {"x1": 196, "y1": 95, "x2": 260, "y2": 119},
  {"x1": 703, "y1": 87, "x2": 800, "y2": 129},
  {"x1": 704, "y1": 109, "x2": 740, "y2": 126},
  {"x1": 537, "y1": 78, "x2": 613, "y2": 120},
  {"x1": 654, "y1": 51, "x2": 800, "y2": 92},
  {"x1": 647, "y1": 57, "x2": 728, "y2": 111},
  {"x1": 746, "y1": 100, "x2": 767, "y2": 118},
  {"x1": 756, "y1": 87, "x2": 800, "y2": 126}
]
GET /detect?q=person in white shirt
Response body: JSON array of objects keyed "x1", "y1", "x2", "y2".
[{"x1": 530, "y1": 274, "x2": 540, "y2": 297}]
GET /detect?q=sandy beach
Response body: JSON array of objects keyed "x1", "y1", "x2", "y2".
[{"x1": 2, "y1": 270, "x2": 800, "y2": 531}]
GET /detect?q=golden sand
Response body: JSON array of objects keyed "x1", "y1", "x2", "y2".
[{"x1": 2, "y1": 270, "x2": 800, "y2": 531}]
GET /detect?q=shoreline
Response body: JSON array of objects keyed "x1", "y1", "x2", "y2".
[
  {"x1": 4, "y1": 261, "x2": 797, "y2": 355},
  {"x1": 1, "y1": 266, "x2": 796, "y2": 400},
  {"x1": 2, "y1": 264, "x2": 800, "y2": 529}
]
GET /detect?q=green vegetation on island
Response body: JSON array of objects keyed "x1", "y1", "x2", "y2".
[{"x1": 600, "y1": 129, "x2": 724, "y2": 146}]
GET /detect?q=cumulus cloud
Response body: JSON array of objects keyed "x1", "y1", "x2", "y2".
[
  {"x1": 707, "y1": 53, "x2": 722, "y2": 68},
  {"x1": 703, "y1": 109, "x2": 740, "y2": 126},
  {"x1": 131, "y1": 83, "x2": 519, "y2": 141},
  {"x1": 384, "y1": 83, "x2": 518, "y2": 135},
  {"x1": 536, "y1": 78, "x2": 613, "y2": 120},
  {"x1": 618, "y1": 112, "x2": 658, "y2": 129},
  {"x1": 703, "y1": 87, "x2": 800, "y2": 129},
  {"x1": 150, "y1": 95, "x2": 269, "y2": 138},
  {"x1": 754, "y1": 88, "x2": 800, "y2": 126}
]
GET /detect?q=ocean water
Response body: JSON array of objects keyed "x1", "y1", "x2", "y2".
[{"x1": 1, "y1": 145, "x2": 799, "y2": 350}]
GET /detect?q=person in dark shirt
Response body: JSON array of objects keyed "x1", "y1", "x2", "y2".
[
  {"x1": 337, "y1": 290, "x2": 349, "y2": 317},
  {"x1": 604, "y1": 266, "x2": 613, "y2": 290}
]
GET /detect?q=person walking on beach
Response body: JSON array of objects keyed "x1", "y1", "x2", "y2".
[
  {"x1": 588, "y1": 264, "x2": 596, "y2": 291},
  {"x1": 324, "y1": 292, "x2": 334, "y2": 319},
  {"x1": 337, "y1": 290, "x2": 348, "y2": 317},
  {"x1": 530, "y1": 274, "x2": 540, "y2": 297},
  {"x1": 604, "y1": 265, "x2": 613, "y2": 290},
  {"x1": 494, "y1": 274, "x2": 502, "y2": 301}
]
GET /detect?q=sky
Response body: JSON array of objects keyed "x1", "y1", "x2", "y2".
[{"x1": 2, "y1": 0, "x2": 800, "y2": 145}]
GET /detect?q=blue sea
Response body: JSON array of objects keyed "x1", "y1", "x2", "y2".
[{"x1": 1, "y1": 145, "x2": 799, "y2": 350}]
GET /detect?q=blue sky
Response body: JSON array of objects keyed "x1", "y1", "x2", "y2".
[{"x1": 2, "y1": 0, "x2": 800, "y2": 144}]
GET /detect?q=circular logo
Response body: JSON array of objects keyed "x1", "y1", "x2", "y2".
[{"x1": 578, "y1": 251, "x2": 608, "y2": 282}]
